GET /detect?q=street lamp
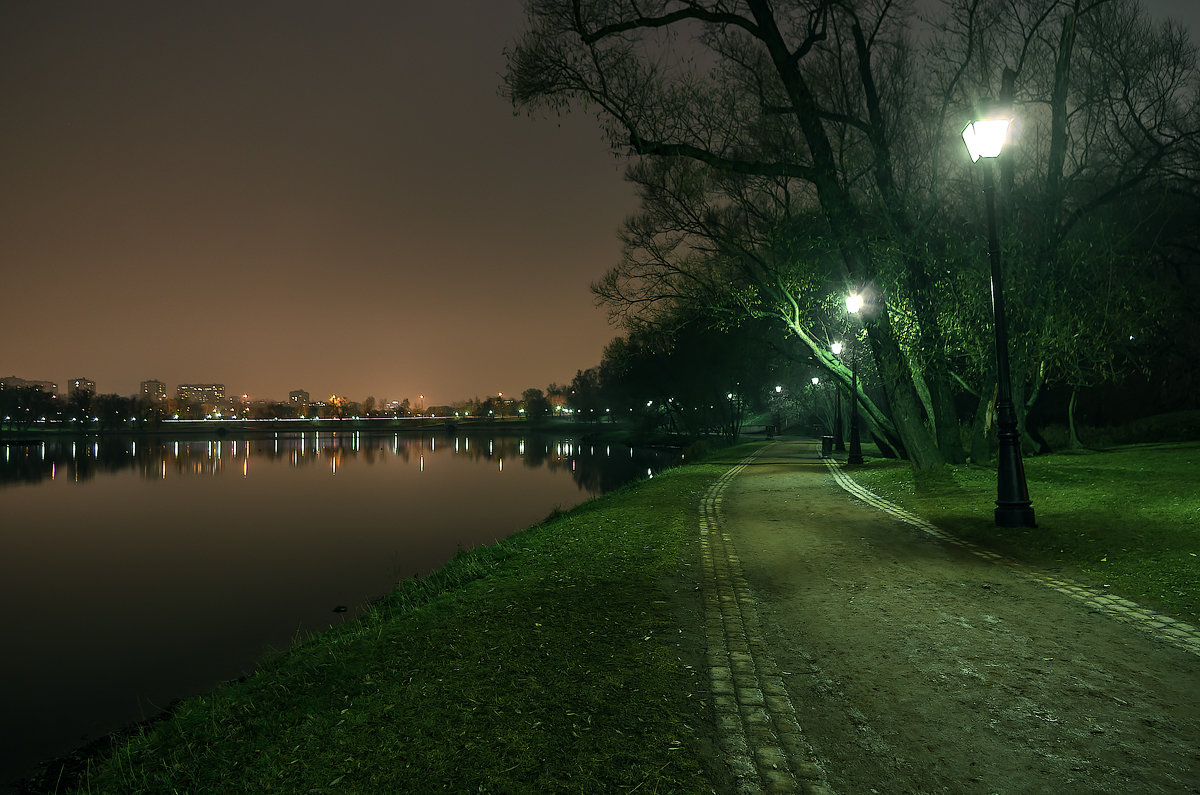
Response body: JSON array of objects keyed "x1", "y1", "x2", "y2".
[
  {"x1": 845, "y1": 295, "x2": 864, "y2": 465},
  {"x1": 962, "y1": 104, "x2": 1036, "y2": 528},
  {"x1": 830, "y1": 342, "x2": 845, "y2": 452}
]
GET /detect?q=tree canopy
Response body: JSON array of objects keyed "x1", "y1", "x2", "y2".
[{"x1": 506, "y1": 0, "x2": 1200, "y2": 469}]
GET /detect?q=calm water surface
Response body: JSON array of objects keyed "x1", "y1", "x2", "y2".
[{"x1": 0, "y1": 430, "x2": 678, "y2": 788}]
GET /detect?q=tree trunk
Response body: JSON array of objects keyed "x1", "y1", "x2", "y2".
[
  {"x1": 970, "y1": 374, "x2": 997, "y2": 465},
  {"x1": 865, "y1": 313, "x2": 946, "y2": 471},
  {"x1": 1067, "y1": 388, "x2": 1083, "y2": 449}
]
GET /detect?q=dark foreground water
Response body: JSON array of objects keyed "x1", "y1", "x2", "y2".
[{"x1": 0, "y1": 430, "x2": 678, "y2": 789}]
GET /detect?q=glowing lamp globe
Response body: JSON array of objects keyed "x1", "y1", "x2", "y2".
[{"x1": 962, "y1": 118, "x2": 1011, "y2": 162}]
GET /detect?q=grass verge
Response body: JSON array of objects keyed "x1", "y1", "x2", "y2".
[
  {"x1": 47, "y1": 457, "x2": 751, "y2": 794},
  {"x1": 849, "y1": 442, "x2": 1200, "y2": 624}
]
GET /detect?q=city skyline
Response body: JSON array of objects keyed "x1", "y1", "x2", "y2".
[{"x1": 1, "y1": 371, "x2": 522, "y2": 406}]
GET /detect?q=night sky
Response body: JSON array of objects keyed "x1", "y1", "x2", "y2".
[
  {"x1": 3, "y1": 1, "x2": 1196, "y2": 406},
  {"x1": 1, "y1": 1, "x2": 633, "y2": 406}
]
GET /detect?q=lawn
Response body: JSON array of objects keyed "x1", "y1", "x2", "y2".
[
  {"x1": 849, "y1": 442, "x2": 1200, "y2": 624},
  {"x1": 48, "y1": 460, "x2": 738, "y2": 794}
]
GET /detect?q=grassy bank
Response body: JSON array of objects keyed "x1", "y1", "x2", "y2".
[
  {"x1": 42, "y1": 456, "x2": 747, "y2": 794},
  {"x1": 850, "y1": 442, "x2": 1200, "y2": 624}
]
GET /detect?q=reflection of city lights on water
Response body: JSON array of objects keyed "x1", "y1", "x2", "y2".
[
  {"x1": 162, "y1": 461, "x2": 166, "y2": 480},
  {"x1": 420, "y1": 455, "x2": 424, "y2": 472},
  {"x1": 243, "y1": 458, "x2": 248, "y2": 478},
  {"x1": 498, "y1": 458, "x2": 503, "y2": 472},
  {"x1": 519, "y1": 440, "x2": 525, "y2": 456},
  {"x1": 51, "y1": 461, "x2": 55, "y2": 480}
]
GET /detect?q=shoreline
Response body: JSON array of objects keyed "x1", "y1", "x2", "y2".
[{"x1": 13, "y1": 451, "x2": 739, "y2": 793}]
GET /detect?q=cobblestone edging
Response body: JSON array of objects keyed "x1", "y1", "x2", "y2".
[
  {"x1": 700, "y1": 451, "x2": 833, "y2": 794},
  {"x1": 824, "y1": 456, "x2": 1200, "y2": 658}
]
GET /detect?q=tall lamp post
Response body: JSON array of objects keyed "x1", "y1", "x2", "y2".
[
  {"x1": 845, "y1": 295, "x2": 864, "y2": 465},
  {"x1": 962, "y1": 106, "x2": 1036, "y2": 528},
  {"x1": 831, "y1": 342, "x2": 845, "y2": 452}
]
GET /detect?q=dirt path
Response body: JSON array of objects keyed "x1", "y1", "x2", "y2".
[{"x1": 710, "y1": 441, "x2": 1200, "y2": 793}]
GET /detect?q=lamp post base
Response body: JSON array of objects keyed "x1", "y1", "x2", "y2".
[
  {"x1": 995, "y1": 502, "x2": 1036, "y2": 528},
  {"x1": 847, "y1": 435, "x2": 864, "y2": 465}
]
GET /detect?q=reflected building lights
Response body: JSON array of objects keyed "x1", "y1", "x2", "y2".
[{"x1": 2, "y1": 432, "x2": 680, "y2": 493}]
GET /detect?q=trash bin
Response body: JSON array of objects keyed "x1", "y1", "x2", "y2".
[{"x1": 821, "y1": 435, "x2": 834, "y2": 456}]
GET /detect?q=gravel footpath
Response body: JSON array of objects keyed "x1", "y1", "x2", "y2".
[{"x1": 700, "y1": 440, "x2": 1200, "y2": 794}]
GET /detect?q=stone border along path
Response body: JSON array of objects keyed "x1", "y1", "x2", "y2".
[
  {"x1": 821, "y1": 455, "x2": 1200, "y2": 658},
  {"x1": 699, "y1": 448, "x2": 833, "y2": 794}
]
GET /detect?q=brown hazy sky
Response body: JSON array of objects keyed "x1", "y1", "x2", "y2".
[
  {"x1": 3, "y1": 1, "x2": 1195, "y2": 405},
  {"x1": 1, "y1": 1, "x2": 634, "y2": 405}
]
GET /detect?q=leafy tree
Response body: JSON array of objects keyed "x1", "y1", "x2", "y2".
[
  {"x1": 521, "y1": 388, "x2": 552, "y2": 423},
  {"x1": 0, "y1": 386, "x2": 57, "y2": 431},
  {"x1": 506, "y1": 0, "x2": 1200, "y2": 469}
]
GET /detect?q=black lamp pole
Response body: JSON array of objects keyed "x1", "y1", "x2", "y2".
[
  {"x1": 833, "y1": 386, "x2": 845, "y2": 452},
  {"x1": 847, "y1": 339, "x2": 864, "y2": 465},
  {"x1": 981, "y1": 163, "x2": 1036, "y2": 527}
]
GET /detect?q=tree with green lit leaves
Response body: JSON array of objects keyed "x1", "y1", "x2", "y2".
[{"x1": 506, "y1": 0, "x2": 1200, "y2": 470}]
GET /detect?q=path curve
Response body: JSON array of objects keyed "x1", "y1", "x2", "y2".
[{"x1": 700, "y1": 440, "x2": 1200, "y2": 793}]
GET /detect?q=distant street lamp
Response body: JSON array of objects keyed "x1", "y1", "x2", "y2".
[
  {"x1": 845, "y1": 295, "x2": 864, "y2": 465},
  {"x1": 963, "y1": 104, "x2": 1036, "y2": 528},
  {"x1": 830, "y1": 342, "x2": 845, "y2": 452}
]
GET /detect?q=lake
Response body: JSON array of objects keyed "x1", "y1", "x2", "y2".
[{"x1": 0, "y1": 430, "x2": 679, "y2": 789}]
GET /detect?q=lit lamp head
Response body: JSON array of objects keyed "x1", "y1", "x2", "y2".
[
  {"x1": 831, "y1": 342, "x2": 843, "y2": 355},
  {"x1": 962, "y1": 103, "x2": 1012, "y2": 162},
  {"x1": 846, "y1": 294, "x2": 863, "y2": 315}
]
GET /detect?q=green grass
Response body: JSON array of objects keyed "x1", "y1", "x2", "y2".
[
  {"x1": 47, "y1": 438, "x2": 1200, "y2": 792},
  {"x1": 55, "y1": 459, "x2": 745, "y2": 794},
  {"x1": 850, "y1": 442, "x2": 1200, "y2": 624}
]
